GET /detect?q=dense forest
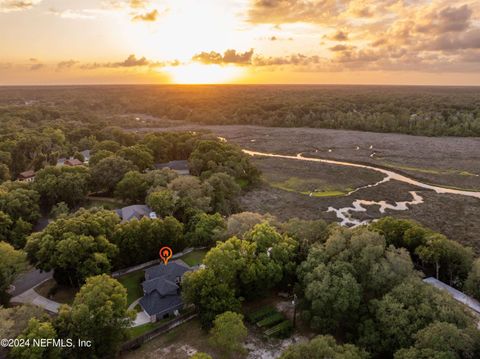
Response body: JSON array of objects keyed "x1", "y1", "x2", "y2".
[{"x1": 1, "y1": 85, "x2": 480, "y2": 136}]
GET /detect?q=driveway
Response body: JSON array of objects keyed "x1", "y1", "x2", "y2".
[
  {"x1": 11, "y1": 288, "x2": 61, "y2": 313},
  {"x1": 10, "y1": 268, "x2": 53, "y2": 297}
]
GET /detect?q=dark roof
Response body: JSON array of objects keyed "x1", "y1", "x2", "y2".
[
  {"x1": 142, "y1": 277, "x2": 178, "y2": 296},
  {"x1": 115, "y1": 205, "x2": 152, "y2": 223},
  {"x1": 139, "y1": 260, "x2": 192, "y2": 316},
  {"x1": 144, "y1": 261, "x2": 190, "y2": 280},
  {"x1": 154, "y1": 160, "x2": 189, "y2": 171},
  {"x1": 139, "y1": 291, "x2": 183, "y2": 316},
  {"x1": 18, "y1": 170, "x2": 35, "y2": 178}
]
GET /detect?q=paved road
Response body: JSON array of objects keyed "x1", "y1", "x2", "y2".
[{"x1": 10, "y1": 269, "x2": 52, "y2": 296}]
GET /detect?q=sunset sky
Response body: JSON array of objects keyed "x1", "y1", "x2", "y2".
[{"x1": 1, "y1": 0, "x2": 480, "y2": 85}]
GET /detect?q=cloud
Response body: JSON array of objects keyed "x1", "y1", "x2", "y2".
[
  {"x1": 79, "y1": 54, "x2": 176, "y2": 70},
  {"x1": 192, "y1": 49, "x2": 254, "y2": 65},
  {"x1": 56, "y1": 60, "x2": 78, "y2": 70},
  {"x1": 30, "y1": 63, "x2": 44, "y2": 71},
  {"x1": 329, "y1": 44, "x2": 354, "y2": 52},
  {"x1": 132, "y1": 8, "x2": 158, "y2": 21},
  {"x1": 325, "y1": 30, "x2": 348, "y2": 41},
  {"x1": 249, "y1": 0, "x2": 341, "y2": 24},
  {"x1": 0, "y1": 0, "x2": 42, "y2": 13},
  {"x1": 48, "y1": 8, "x2": 98, "y2": 19},
  {"x1": 129, "y1": 0, "x2": 148, "y2": 8}
]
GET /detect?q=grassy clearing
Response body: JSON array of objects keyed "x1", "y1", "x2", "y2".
[
  {"x1": 270, "y1": 176, "x2": 349, "y2": 197},
  {"x1": 34, "y1": 279, "x2": 77, "y2": 304},
  {"x1": 179, "y1": 249, "x2": 208, "y2": 266},
  {"x1": 118, "y1": 270, "x2": 145, "y2": 305}
]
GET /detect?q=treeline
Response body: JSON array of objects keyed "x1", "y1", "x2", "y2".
[
  {"x1": 2, "y1": 85, "x2": 480, "y2": 136},
  {"x1": 182, "y1": 215, "x2": 480, "y2": 359}
]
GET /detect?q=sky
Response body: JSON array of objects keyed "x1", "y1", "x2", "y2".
[{"x1": 1, "y1": 0, "x2": 480, "y2": 85}]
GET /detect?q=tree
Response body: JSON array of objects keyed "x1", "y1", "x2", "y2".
[
  {"x1": 25, "y1": 208, "x2": 120, "y2": 286},
  {"x1": 0, "y1": 305, "x2": 45, "y2": 342},
  {"x1": 394, "y1": 322, "x2": 480, "y2": 359},
  {"x1": 55, "y1": 275, "x2": 134, "y2": 358},
  {"x1": 92, "y1": 140, "x2": 122, "y2": 153},
  {"x1": 186, "y1": 212, "x2": 226, "y2": 247},
  {"x1": 359, "y1": 278, "x2": 474, "y2": 357},
  {"x1": 167, "y1": 176, "x2": 211, "y2": 220},
  {"x1": 298, "y1": 227, "x2": 416, "y2": 333},
  {"x1": 0, "y1": 163, "x2": 10, "y2": 182},
  {"x1": 34, "y1": 166, "x2": 90, "y2": 208},
  {"x1": 224, "y1": 212, "x2": 275, "y2": 239},
  {"x1": 203, "y1": 224, "x2": 298, "y2": 299},
  {"x1": 370, "y1": 217, "x2": 416, "y2": 249},
  {"x1": 464, "y1": 258, "x2": 480, "y2": 300},
  {"x1": 144, "y1": 168, "x2": 178, "y2": 188},
  {"x1": 10, "y1": 318, "x2": 61, "y2": 359},
  {"x1": 114, "y1": 171, "x2": 149, "y2": 203},
  {"x1": 0, "y1": 241, "x2": 27, "y2": 304},
  {"x1": 191, "y1": 353, "x2": 212, "y2": 359},
  {"x1": 112, "y1": 216, "x2": 184, "y2": 268},
  {"x1": 117, "y1": 145, "x2": 154, "y2": 171},
  {"x1": 209, "y1": 312, "x2": 247, "y2": 356},
  {"x1": 90, "y1": 156, "x2": 137, "y2": 193},
  {"x1": 50, "y1": 202, "x2": 69, "y2": 219},
  {"x1": 0, "y1": 186, "x2": 40, "y2": 224},
  {"x1": 415, "y1": 233, "x2": 473, "y2": 284},
  {"x1": 146, "y1": 188, "x2": 178, "y2": 217},
  {"x1": 280, "y1": 335, "x2": 368, "y2": 359},
  {"x1": 204, "y1": 173, "x2": 240, "y2": 215},
  {"x1": 182, "y1": 268, "x2": 241, "y2": 328},
  {"x1": 88, "y1": 149, "x2": 114, "y2": 166},
  {"x1": 189, "y1": 140, "x2": 260, "y2": 186},
  {"x1": 281, "y1": 218, "x2": 330, "y2": 257}
]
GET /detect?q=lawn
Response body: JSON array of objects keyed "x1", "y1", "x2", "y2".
[
  {"x1": 179, "y1": 249, "x2": 208, "y2": 267},
  {"x1": 35, "y1": 278, "x2": 77, "y2": 304},
  {"x1": 126, "y1": 319, "x2": 169, "y2": 339},
  {"x1": 118, "y1": 270, "x2": 145, "y2": 305}
]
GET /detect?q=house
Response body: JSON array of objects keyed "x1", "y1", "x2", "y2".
[
  {"x1": 56, "y1": 157, "x2": 67, "y2": 166},
  {"x1": 423, "y1": 277, "x2": 480, "y2": 314},
  {"x1": 115, "y1": 204, "x2": 157, "y2": 223},
  {"x1": 139, "y1": 260, "x2": 192, "y2": 322},
  {"x1": 17, "y1": 170, "x2": 35, "y2": 182},
  {"x1": 56, "y1": 149, "x2": 90, "y2": 167},
  {"x1": 80, "y1": 150, "x2": 90, "y2": 164},
  {"x1": 155, "y1": 160, "x2": 190, "y2": 175},
  {"x1": 64, "y1": 158, "x2": 84, "y2": 167}
]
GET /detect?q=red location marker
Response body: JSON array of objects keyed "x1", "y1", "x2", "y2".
[{"x1": 159, "y1": 246, "x2": 173, "y2": 265}]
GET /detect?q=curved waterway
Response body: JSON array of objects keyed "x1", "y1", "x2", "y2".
[{"x1": 243, "y1": 150, "x2": 480, "y2": 199}]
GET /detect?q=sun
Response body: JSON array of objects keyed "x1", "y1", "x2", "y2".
[{"x1": 165, "y1": 63, "x2": 244, "y2": 84}]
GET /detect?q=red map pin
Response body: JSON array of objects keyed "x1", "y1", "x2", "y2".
[{"x1": 159, "y1": 246, "x2": 173, "y2": 265}]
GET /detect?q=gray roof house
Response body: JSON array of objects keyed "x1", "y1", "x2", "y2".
[
  {"x1": 115, "y1": 204, "x2": 157, "y2": 223},
  {"x1": 139, "y1": 260, "x2": 192, "y2": 322},
  {"x1": 154, "y1": 160, "x2": 190, "y2": 175}
]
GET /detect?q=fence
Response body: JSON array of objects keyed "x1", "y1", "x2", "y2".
[{"x1": 121, "y1": 312, "x2": 197, "y2": 352}]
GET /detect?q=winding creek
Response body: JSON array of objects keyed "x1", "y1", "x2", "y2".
[{"x1": 243, "y1": 149, "x2": 480, "y2": 226}]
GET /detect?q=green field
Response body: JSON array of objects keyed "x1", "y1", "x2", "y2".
[{"x1": 118, "y1": 270, "x2": 145, "y2": 305}]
